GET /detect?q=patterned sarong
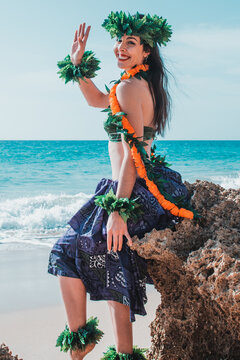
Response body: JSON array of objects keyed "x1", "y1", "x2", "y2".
[{"x1": 48, "y1": 164, "x2": 189, "y2": 321}]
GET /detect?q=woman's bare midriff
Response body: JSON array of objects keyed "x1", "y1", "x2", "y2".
[{"x1": 109, "y1": 138, "x2": 154, "y2": 181}]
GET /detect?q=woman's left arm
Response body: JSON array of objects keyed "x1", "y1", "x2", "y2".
[{"x1": 106, "y1": 80, "x2": 144, "y2": 252}]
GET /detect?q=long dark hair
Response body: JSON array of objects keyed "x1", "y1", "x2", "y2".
[{"x1": 143, "y1": 43, "x2": 172, "y2": 136}]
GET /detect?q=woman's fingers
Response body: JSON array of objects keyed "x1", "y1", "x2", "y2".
[
  {"x1": 125, "y1": 231, "x2": 133, "y2": 247},
  {"x1": 78, "y1": 24, "x2": 82, "y2": 38},
  {"x1": 113, "y1": 233, "x2": 123, "y2": 252},
  {"x1": 107, "y1": 231, "x2": 124, "y2": 252},
  {"x1": 75, "y1": 23, "x2": 90, "y2": 46},
  {"x1": 118, "y1": 234, "x2": 123, "y2": 251},
  {"x1": 113, "y1": 233, "x2": 124, "y2": 252},
  {"x1": 107, "y1": 229, "x2": 113, "y2": 252},
  {"x1": 79, "y1": 22, "x2": 85, "y2": 41},
  {"x1": 74, "y1": 29, "x2": 78, "y2": 42},
  {"x1": 113, "y1": 234, "x2": 119, "y2": 253},
  {"x1": 83, "y1": 25, "x2": 91, "y2": 44}
]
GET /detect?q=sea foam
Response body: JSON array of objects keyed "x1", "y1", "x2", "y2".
[
  {"x1": 1, "y1": 173, "x2": 239, "y2": 250},
  {"x1": 210, "y1": 172, "x2": 240, "y2": 190},
  {"x1": 0, "y1": 192, "x2": 92, "y2": 248}
]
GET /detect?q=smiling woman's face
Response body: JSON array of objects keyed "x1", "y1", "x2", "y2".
[{"x1": 113, "y1": 34, "x2": 149, "y2": 70}]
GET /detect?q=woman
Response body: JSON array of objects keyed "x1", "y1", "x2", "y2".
[{"x1": 48, "y1": 11, "x2": 195, "y2": 360}]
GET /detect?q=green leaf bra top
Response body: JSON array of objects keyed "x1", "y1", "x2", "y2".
[{"x1": 103, "y1": 122, "x2": 157, "y2": 142}]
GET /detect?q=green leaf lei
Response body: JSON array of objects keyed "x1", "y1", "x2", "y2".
[
  {"x1": 94, "y1": 188, "x2": 144, "y2": 223},
  {"x1": 57, "y1": 51, "x2": 101, "y2": 84},
  {"x1": 56, "y1": 316, "x2": 104, "y2": 352},
  {"x1": 101, "y1": 345, "x2": 148, "y2": 359},
  {"x1": 102, "y1": 11, "x2": 172, "y2": 48}
]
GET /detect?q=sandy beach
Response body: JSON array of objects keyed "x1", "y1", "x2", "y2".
[{"x1": 0, "y1": 245, "x2": 161, "y2": 360}]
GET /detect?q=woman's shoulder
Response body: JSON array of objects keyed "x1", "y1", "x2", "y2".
[{"x1": 116, "y1": 77, "x2": 148, "y2": 100}]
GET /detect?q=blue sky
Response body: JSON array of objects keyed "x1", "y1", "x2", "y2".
[{"x1": 0, "y1": 0, "x2": 239, "y2": 140}]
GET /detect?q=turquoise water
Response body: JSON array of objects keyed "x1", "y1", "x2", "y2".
[{"x1": 0, "y1": 140, "x2": 239, "y2": 249}]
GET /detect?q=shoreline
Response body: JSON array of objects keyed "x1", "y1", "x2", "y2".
[{"x1": 0, "y1": 246, "x2": 160, "y2": 359}]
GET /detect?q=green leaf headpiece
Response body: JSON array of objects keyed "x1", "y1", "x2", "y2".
[{"x1": 102, "y1": 11, "x2": 172, "y2": 48}]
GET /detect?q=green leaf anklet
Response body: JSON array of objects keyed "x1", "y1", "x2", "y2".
[
  {"x1": 56, "y1": 316, "x2": 104, "y2": 352},
  {"x1": 101, "y1": 345, "x2": 148, "y2": 359},
  {"x1": 57, "y1": 51, "x2": 101, "y2": 84},
  {"x1": 94, "y1": 188, "x2": 144, "y2": 223}
]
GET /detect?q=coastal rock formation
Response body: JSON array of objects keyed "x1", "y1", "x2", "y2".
[
  {"x1": 0, "y1": 343, "x2": 22, "y2": 360},
  {"x1": 131, "y1": 180, "x2": 240, "y2": 360}
]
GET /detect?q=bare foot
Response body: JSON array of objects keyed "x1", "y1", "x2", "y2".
[{"x1": 70, "y1": 343, "x2": 96, "y2": 360}]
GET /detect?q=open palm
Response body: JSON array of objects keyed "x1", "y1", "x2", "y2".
[{"x1": 71, "y1": 23, "x2": 91, "y2": 66}]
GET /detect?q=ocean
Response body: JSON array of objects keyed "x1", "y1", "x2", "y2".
[{"x1": 0, "y1": 140, "x2": 239, "y2": 250}]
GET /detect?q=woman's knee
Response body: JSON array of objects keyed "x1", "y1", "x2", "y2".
[
  {"x1": 58, "y1": 276, "x2": 87, "y2": 331},
  {"x1": 58, "y1": 276, "x2": 87, "y2": 312},
  {"x1": 58, "y1": 276, "x2": 86, "y2": 295},
  {"x1": 107, "y1": 300, "x2": 130, "y2": 314},
  {"x1": 107, "y1": 300, "x2": 131, "y2": 326}
]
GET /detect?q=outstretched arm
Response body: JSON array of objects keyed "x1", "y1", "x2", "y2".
[
  {"x1": 71, "y1": 23, "x2": 109, "y2": 108},
  {"x1": 106, "y1": 80, "x2": 144, "y2": 252}
]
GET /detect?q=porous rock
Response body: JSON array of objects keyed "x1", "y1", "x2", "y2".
[
  {"x1": 0, "y1": 343, "x2": 23, "y2": 360},
  {"x1": 131, "y1": 180, "x2": 240, "y2": 360}
]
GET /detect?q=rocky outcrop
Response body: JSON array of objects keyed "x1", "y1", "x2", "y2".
[
  {"x1": 131, "y1": 180, "x2": 240, "y2": 360},
  {"x1": 0, "y1": 344, "x2": 22, "y2": 360}
]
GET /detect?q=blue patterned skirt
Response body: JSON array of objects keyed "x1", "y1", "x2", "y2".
[{"x1": 47, "y1": 164, "x2": 189, "y2": 322}]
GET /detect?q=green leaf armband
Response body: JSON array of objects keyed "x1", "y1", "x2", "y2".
[
  {"x1": 94, "y1": 188, "x2": 144, "y2": 223},
  {"x1": 57, "y1": 51, "x2": 101, "y2": 84}
]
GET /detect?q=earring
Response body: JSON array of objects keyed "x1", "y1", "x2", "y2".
[{"x1": 143, "y1": 55, "x2": 149, "y2": 64}]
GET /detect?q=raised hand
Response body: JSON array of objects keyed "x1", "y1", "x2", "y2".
[{"x1": 71, "y1": 23, "x2": 91, "y2": 66}]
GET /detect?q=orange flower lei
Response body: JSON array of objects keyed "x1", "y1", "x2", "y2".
[{"x1": 109, "y1": 64, "x2": 194, "y2": 220}]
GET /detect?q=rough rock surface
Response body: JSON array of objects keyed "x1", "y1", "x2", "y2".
[
  {"x1": 131, "y1": 180, "x2": 240, "y2": 360},
  {"x1": 0, "y1": 343, "x2": 22, "y2": 360}
]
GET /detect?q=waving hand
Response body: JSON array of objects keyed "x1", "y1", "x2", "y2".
[{"x1": 71, "y1": 23, "x2": 91, "y2": 66}]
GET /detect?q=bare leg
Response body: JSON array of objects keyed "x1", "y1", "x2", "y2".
[
  {"x1": 59, "y1": 276, "x2": 87, "y2": 330},
  {"x1": 107, "y1": 300, "x2": 133, "y2": 354},
  {"x1": 58, "y1": 276, "x2": 95, "y2": 360}
]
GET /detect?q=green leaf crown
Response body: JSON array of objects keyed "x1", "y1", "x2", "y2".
[{"x1": 102, "y1": 11, "x2": 172, "y2": 48}]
